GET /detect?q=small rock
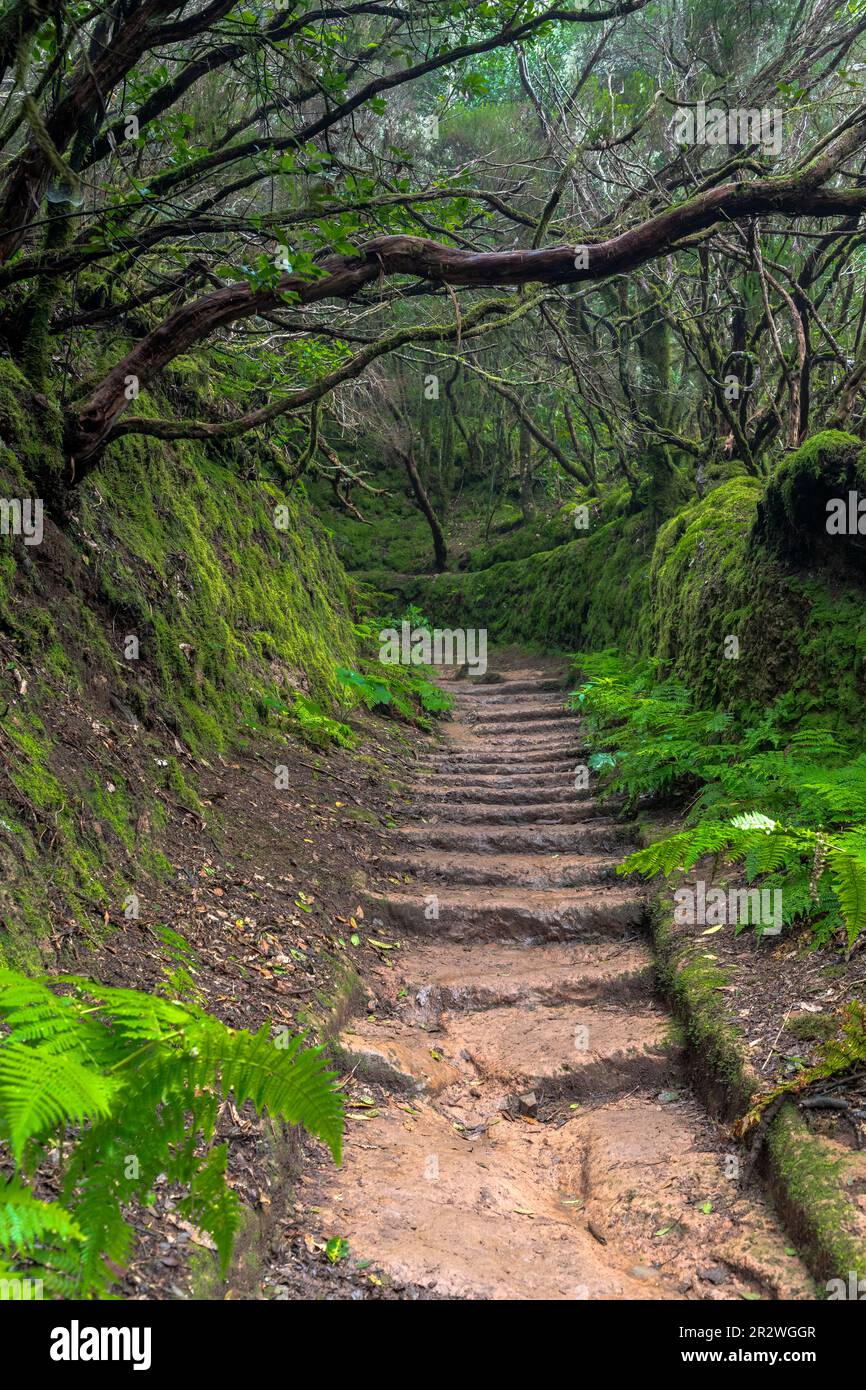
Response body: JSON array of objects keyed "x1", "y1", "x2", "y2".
[
  {"x1": 517, "y1": 1090, "x2": 538, "y2": 1117},
  {"x1": 629, "y1": 1265, "x2": 659, "y2": 1281}
]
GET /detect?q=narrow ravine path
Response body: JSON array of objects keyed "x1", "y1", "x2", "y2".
[{"x1": 317, "y1": 658, "x2": 814, "y2": 1300}]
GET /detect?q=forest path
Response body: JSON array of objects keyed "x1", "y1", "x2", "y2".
[{"x1": 317, "y1": 657, "x2": 813, "y2": 1300}]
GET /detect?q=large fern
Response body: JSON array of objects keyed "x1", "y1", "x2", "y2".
[{"x1": 0, "y1": 970, "x2": 343, "y2": 1297}]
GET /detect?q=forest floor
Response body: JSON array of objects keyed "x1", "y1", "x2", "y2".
[
  {"x1": 48, "y1": 649, "x2": 866, "y2": 1300},
  {"x1": 52, "y1": 695, "x2": 445, "y2": 1300},
  {"x1": 308, "y1": 653, "x2": 844, "y2": 1300}
]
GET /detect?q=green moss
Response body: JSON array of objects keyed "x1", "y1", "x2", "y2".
[
  {"x1": 89, "y1": 776, "x2": 137, "y2": 855},
  {"x1": 5, "y1": 715, "x2": 66, "y2": 809},
  {"x1": 406, "y1": 506, "x2": 655, "y2": 652},
  {"x1": 784, "y1": 1012, "x2": 838, "y2": 1042},
  {"x1": 765, "y1": 1103, "x2": 866, "y2": 1286},
  {"x1": 0, "y1": 378, "x2": 361, "y2": 962},
  {"x1": 755, "y1": 430, "x2": 863, "y2": 562},
  {"x1": 648, "y1": 474, "x2": 866, "y2": 723},
  {"x1": 163, "y1": 757, "x2": 203, "y2": 815},
  {"x1": 0, "y1": 357, "x2": 64, "y2": 485},
  {"x1": 78, "y1": 437, "x2": 358, "y2": 753},
  {"x1": 0, "y1": 712, "x2": 118, "y2": 964},
  {"x1": 308, "y1": 470, "x2": 435, "y2": 576},
  {"x1": 648, "y1": 892, "x2": 755, "y2": 1120}
]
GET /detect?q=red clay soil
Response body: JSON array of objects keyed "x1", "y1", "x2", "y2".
[{"x1": 309, "y1": 658, "x2": 815, "y2": 1301}]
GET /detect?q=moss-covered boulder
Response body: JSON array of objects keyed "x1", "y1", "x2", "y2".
[{"x1": 754, "y1": 430, "x2": 865, "y2": 569}]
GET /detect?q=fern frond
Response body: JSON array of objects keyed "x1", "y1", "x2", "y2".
[
  {"x1": 0, "y1": 1045, "x2": 117, "y2": 1161},
  {"x1": 0, "y1": 1179, "x2": 83, "y2": 1253},
  {"x1": 828, "y1": 844, "x2": 866, "y2": 946},
  {"x1": 177, "y1": 1144, "x2": 240, "y2": 1274},
  {"x1": 0, "y1": 968, "x2": 344, "y2": 1296}
]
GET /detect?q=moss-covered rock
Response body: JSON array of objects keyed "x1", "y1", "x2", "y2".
[
  {"x1": 754, "y1": 430, "x2": 864, "y2": 566},
  {"x1": 648, "y1": 473, "x2": 866, "y2": 723}
]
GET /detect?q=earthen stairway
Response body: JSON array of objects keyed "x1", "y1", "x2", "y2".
[{"x1": 317, "y1": 660, "x2": 813, "y2": 1300}]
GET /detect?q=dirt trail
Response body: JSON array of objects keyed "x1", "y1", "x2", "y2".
[{"x1": 317, "y1": 658, "x2": 814, "y2": 1300}]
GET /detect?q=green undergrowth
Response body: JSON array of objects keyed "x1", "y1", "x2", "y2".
[
  {"x1": 570, "y1": 648, "x2": 866, "y2": 950},
  {"x1": 307, "y1": 471, "x2": 435, "y2": 578},
  {"x1": 405, "y1": 503, "x2": 655, "y2": 651},
  {"x1": 403, "y1": 432, "x2": 866, "y2": 725}
]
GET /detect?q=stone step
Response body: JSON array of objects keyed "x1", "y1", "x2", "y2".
[
  {"x1": 378, "y1": 848, "x2": 622, "y2": 888},
  {"x1": 364, "y1": 884, "x2": 646, "y2": 942},
  {"x1": 434, "y1": 747, "x2": 583, "y2": 767},
  {"x1": 311, "y1": 1097, "x2": 682, "y2": 1299},
  {"x1": 414, "y1": 785, "x2": 592, "y2": 808},
  {"x1": 449, "y1": 678, "x2": 564, "y2": 696},
  {"x1": 398, "y1": 939, "x2": 655, "y2": 1014},
  {"x1": 416, "y1": 769, "x2": 584, "y2": 790},
  {"x1": 393, "y1": 821, "x2": 633, "y2": 854},
  {"x1": 467, "y1": 719, "x2": 577, "y2": 739},
  {"x1": 407, "y1": 799, "x2": 609, "y2": 826},
  {"x1": 468, "y1": 704, "x2": 570, "y2": 725}
]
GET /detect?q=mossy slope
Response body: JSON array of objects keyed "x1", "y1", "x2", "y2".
[{"x1": 0, "y1": 360, "x2": 358, "y2": 966}]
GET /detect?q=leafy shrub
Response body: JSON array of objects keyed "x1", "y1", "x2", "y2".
[
  {"x1": 0, "y1": 970, "x2": 342, "y2": 1297},
  {"x1": 334, "y1": 607, "x2": 454, "y2": 727},
  {"x1": 262, "y1": 692, "x2": 355, "y2": 749},
  {"x1": 335, "y1": 666, "x2": 392, "y2": 709}
]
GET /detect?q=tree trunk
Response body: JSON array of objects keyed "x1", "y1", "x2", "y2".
[{"x1": 398, "y1": 447, "x2": 447, "y2": 571}]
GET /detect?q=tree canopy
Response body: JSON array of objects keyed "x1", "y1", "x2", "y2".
[{"x1": 3, "y1": 0, "x2": 866, "y2": 503}]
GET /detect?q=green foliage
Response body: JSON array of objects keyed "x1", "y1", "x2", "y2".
[
  {"x1": 334, "y1": 606, "x2": 453, "y2": 728},
  {"x1": 292, "y1": 694, "x2": 356, "y2": 749},
  {"x1": 152, "y1": 923, "x2": 204, "y2": 1005},
  {"x1": 336, "y1": 666, "x2": 393, "y2": 708},
  {"x1": 572, "y1": 649, "x2": 866, "y2": 948},
  {"x1": 0, "y1": 969, "x2": 343, "y2": 1297},
  {"x1": 261, "y1": 692, "x2": 355, "y2": 749},
  {"x1": 335, "y1": 660, "x2": 451, "y2": 721},
  {"x1": 400, "y1": 604, "x2": 432, "y2": 632}
]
